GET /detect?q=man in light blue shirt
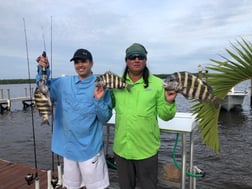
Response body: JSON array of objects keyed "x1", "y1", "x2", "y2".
[{"x1": 36, "y1": 49, "x2": 112, "y2": 189}]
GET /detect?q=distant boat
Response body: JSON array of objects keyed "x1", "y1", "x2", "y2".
[{"x1": 221, "y1": 87, "x2": 248, "y2": 111}]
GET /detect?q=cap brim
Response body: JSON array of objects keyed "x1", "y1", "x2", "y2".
[
  {"x1": 126, "y1": 51, "x2": 146, "y2": 58},
  {"x1": 70, "y1": 56, "x2": 88, "y2": 61}
]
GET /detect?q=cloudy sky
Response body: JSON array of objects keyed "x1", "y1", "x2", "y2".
[{"x1": 1, "y1": 0, "x2": 252, "y2": 79}]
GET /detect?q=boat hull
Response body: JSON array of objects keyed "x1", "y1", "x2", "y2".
[{"x1": 221, "y1": 91, "x2": 247, "y2": 111}]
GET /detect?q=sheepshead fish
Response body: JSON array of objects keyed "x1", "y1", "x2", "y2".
[
  {"x1": 95, "y1": 71, "x2": 132, "y2": 91},
  {"x1": 34, "y1": 82, "x2": 52, "y2": 125},
  {"x1": 163, "y1": 71, "x2": 220, "y2": 105}
]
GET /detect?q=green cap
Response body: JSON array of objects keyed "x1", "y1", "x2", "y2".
[{"x1": 125, "y1": 43, "x2": 148, "y2": 58}]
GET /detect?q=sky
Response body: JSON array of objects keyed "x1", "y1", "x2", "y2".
[{"x1": 0, "y1": 0, "x2": 252, "y2": 79}]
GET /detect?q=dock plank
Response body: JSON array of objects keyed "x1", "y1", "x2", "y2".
[{"x1": 0, "y1": 159, "x2": 54, "y2": 189}]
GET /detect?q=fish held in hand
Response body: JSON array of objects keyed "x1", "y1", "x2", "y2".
[
  {"x1": 163, "y1": 71, "x2": 221, "y2": 107},
  {"x1": 95, "y1": 71, "x2": 132, "y2": 91},
  {"x1": 34, "y1": 83, "x2": 52, "y2": 125}
]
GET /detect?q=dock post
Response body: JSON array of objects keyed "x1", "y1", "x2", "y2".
[
  {"x1": 29, "y1": 87, "x2": 34, "y2": 98},
  {"x1": 47, "y1": 170, "x2": 52, "y2": 189},
  {"x1": 7, "y1": 89, "x2": 11, "y2": 111},
  {"x1": 25, "y1": 88, "x2": 28, "y2": 97},
  {"x1": 7, "y1": 100, "x2": 11, "y2": 111},
  {"x1": 189, "y1": 131, "x2": 195, "y2": 189},
  {"x1": 0, "y1": 103, "x2": 8, "y2": 114},
  {"x1": 0, "y1": 89, "x2": 5, "y2": 114},
  {"x1": 181, "y1": 133, "x2": 186, "y2": 189},
  {"x1": 0, "y1": 89, "x2": 9, "y2": 113},
  {"x1": 35, "y1": 177, "x2": 40, "y2": 189},
  {"x1": 0, "y1": 89, "x2": 3, "y2": 99},
  {"x1": 25, "y1": 87, "x2": 34, "y2": 98},
  {"x1": 57, "y1": 164, "x2": 63, "y2": 186},
  {"x1": 23, "y1": 87, "x2": 35, "y2": 111}
]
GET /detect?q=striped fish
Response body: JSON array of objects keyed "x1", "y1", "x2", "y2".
[
  {"x1": 34, "y1": 81, "x2": 52, "y2": 125},
  {"x1": 163, "y1": 71, "x2": 220, "y2": 105},
  {"x1": 95, "y1": 71, "x2": 132, "y2": 91}
]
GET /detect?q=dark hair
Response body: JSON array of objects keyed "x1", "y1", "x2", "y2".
[{"x1": 122, "y1": 66, "x2": 150, "y2": 88}]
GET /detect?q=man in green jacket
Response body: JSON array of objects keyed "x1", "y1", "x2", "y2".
[{"x1": 111, "y1": 43, "x2": 177, "y2": 189}]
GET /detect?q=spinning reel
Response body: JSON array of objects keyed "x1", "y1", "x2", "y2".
[
  {"x1": 51, "y1": 175, "x2": 62, "y2": 189},
  {"x1": 25, "y1": 173, "x2": 35, "y2": 185},
  {"x1": 25, "y1": 173, "x2": 62, "y2": 189}
]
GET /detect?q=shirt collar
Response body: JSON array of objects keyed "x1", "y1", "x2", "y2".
[
  {"x1": 74, "y1": 74, "x2": 94, "y2": 84},
  {"x1": 126, "y1": 73, "x2": 144, "y2": 85}
]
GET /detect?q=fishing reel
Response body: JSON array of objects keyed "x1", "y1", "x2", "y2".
[
  {"x1": 25, "y1": 173, "x2": 38, "y2": 185},
  {"x1": 42, "y1": 51, "x2": 46, "y2": 57},
  {"x1": 51, "y1": 175, "x2": 62, "y2": 189}
]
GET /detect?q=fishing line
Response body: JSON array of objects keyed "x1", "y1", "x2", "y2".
[
  {"x1": 50, "y1": 16, "x2": 61, "y2": 170},
  {"x1": 41, "y1": 18, "x2": 58, "y2": 173},
  {"x1": 42, "y1": 26, "x2": 47, "y2": 53},
  {"x1": 40, "y1": 17, "x2": 62, "y2": 188},
  {"x1": 50, "y1": 16, "x2": 53, "y2": 80},
  {"x1": 23, "y1": 17, "x2": 39, "y2": 183},
  {"x1": 50, "y1": 17, "x2": 62, "y2": 187},
  {"x1": 41, "y1": 21, "x2": 55, "y2": 173},
  {"x1": 49, "y1": 16, "x2": 58, "y2": 173}
]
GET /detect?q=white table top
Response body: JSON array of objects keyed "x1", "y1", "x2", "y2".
[
  {"x1": 107, "y1": 112, "x2": 197, "y2": 133},
  {"x1": 158, "y1": 112, "x2": 197, "y2": 132}
]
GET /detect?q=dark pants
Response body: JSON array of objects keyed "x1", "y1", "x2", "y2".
[{"x1": 114, "y1": 153, "x2": 158, "y2": 189}]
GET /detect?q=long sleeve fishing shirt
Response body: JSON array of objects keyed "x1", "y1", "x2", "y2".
[
  {"x1": 111, "y1": 74, "x2": 176, "y2": 160},
  {"x1": 36, "y1": 66, "x2": 112, "y2": 161}
]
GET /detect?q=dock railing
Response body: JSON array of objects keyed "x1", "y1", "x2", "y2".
[{"x1": 0, "y1": 88, "x2": 35, "y2": 113}]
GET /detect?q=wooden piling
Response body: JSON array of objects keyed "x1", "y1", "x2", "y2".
[
  {"x1": 22, "y1": 100, "x2": 34, "y2": 111},
  {"x1": 0, "y1": 89, "x2": 3, "y2": 99},
  {"x1": 0, "y1": 88, "x2": 34, "y2": 113},
  {"x1": 0, "y1": 102, "x2": 9, "y2": 114}
]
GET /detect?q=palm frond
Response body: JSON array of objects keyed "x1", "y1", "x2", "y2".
[{"x1": 192, "y1": 38, "x2": 252, "y2": 153}]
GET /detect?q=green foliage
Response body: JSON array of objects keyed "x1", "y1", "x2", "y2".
[
  {"x1": 0, "y1": 79, "x2": 36, "y2": 85},
  {"x1": 192, "y1": 38, "x2": 252, "y2": 153}
]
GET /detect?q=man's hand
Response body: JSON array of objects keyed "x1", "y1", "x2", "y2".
[
  {"x1": 36, "y1": 55, "x2": 49, "y2": 68},
  {"x1": 165, "y1": 90, "x2": 177, "y2": 103},
  {"x1": 94, "y1": 86, "x2": 105, "y2": 100}
]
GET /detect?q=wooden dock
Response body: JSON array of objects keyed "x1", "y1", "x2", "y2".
[
  {"x1": 0, "y1": 88, "x2": 35, "y2": 113},
  {"x1": 0, "y1": 97, "x2": 34, "y2": 114},
  {"x1": 0, "y1": 159, "x2": 57, "y2": 189},
  {"x1": 0, "y1": 159, "x2": 178, "y2": 189}
]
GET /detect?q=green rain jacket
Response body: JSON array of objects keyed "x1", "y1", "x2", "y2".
[{"x1": 111, "y1": 74, "x2": 176, "y2": 160}]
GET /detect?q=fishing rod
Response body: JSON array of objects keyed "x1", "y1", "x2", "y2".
[
  {"x1": 48, "y1": 16, "x2": 55, "y2": 174},
  {"x1": 40, "y1": 19, "x2": 62, "y2": 189},
  {"x1": 41, "y1": 21, "x2": 55, "y2": 173},
  {"x1": 42, "y1": 26, "x2": 47, "y2": 53},
  {"x1": 45, "y1": 16, "x2": 62, "y2": 189},
  {"x1": 49, "y1": 16, "x2": 60, "y2": 189},
  {"x1": 23, "y1": 18, "x2": 40, "y2": 189},
  {"x1": 46, "y1": 17, "x2": 56, "y2": 189}
]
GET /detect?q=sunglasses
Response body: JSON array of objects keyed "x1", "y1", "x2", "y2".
[
  {"x1": 127, "y1": 55, "x2": 146, "y2": 60},
  {"x1": 74, "y1": 59, "x2": 89, "y2": 64}
]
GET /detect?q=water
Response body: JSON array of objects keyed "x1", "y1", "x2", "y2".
[{"x1": 1, "y1": 83, "x2": 252, "y2": 189}]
